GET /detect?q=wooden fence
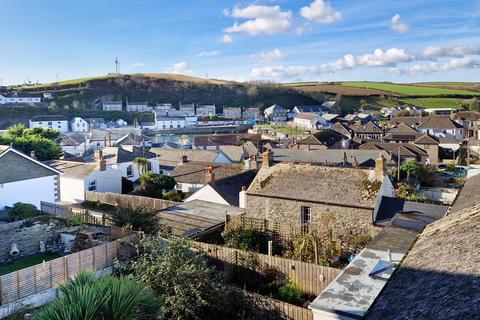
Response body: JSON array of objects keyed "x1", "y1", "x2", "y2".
[
  {"x1": 230, "y1": 286, "x2": 313, "y2": 320},
  {"x1": 194, "y1": 242, "x2": 341, "y2": 297},
  {"x1": 0, "y1": 233, "x2": 138, "y2": 306},
  {"x1": 85, "y1": 192, "x2": 177, "y2": 211},
  {"x1": 41, "y1": 202, "x2": 105, "y2": 225}
]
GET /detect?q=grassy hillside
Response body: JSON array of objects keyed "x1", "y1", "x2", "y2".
[
  {"x1": 341, "y1": 82, "x2": 480, "y2": 96},
  {"x1": 400, "y1": 98, "x2": 466, "y2": 109}
]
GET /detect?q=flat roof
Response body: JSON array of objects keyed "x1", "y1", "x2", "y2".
[{"x1": 309, "y1": 213, "x2": 436, "y2": 319}]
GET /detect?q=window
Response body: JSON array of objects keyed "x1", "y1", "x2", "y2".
[
  {"x1": 126, "y1": 165, "x2": 133, "y2": 177},
  {"x1": 147, "y1": 161, "x2": 152, "y2": 172},
  {"x1": 88, "y1": 180, "x2": 97, "y2": 191},
  {"x1": 301, "y1": 206, "x2": 311, "y2": 224}
]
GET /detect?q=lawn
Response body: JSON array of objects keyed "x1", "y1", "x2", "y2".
[
  {"x1": 400, "y1": 98, "x2": 466, "y2": 109},
  {"x1": 0, "y1": 253, "x2": 61, "y2": 276},
  {"x1": 341, "y1": 82, "x2": 480, "y2": 96}
]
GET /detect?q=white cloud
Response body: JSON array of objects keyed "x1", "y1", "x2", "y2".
[
  {"x1": 391, "y1": 57, "x2": 479, "y2": 75},
  {"x1": 165, "y1": 61, "x2": 189, "y2": 74},
  {"x1": 221, "y1": 34, "x2": 233, "y2": 43},
  {"x1": 131, "y1": 62, "x2": 145, "y2": 67},
  {"x1": 197, "y1": 51, "x2": 220, "y2": 57},
  {"x1": 250, "y1": 49, "x2": 285, "y2": 62},
  {"x1": 421, "y1": 44, "x2": 480, "y2": 58},
  {"x1": 223, "y1": 5, "x2": 292, "y2": 36},
  {"x1": 390, "y1": 14, "x2": 410, "y2": 33},
  {"x1": 300, "y1": 0, "x2": 341, "y2": 24}
]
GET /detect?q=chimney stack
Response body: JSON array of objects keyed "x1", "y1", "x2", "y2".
[
  {"x1": 262, "y1": 150, "x2": 274, "y2": 168},
  {"x1": 239, "y1": 185, "x2": 247, "y2": 209},
  {"x1": 375, "y1": 154, "x2": 386, "y2": 181},
  {"x1": 244, "y1": 158, "x2": 252, "y2": 170},
  {"x1": 181, "y1": 154, "x2": 188, "y2": 163},
  {"x1": 30, "y1": 151, "x2": 37, "y2": 160},
  {"x1": 205, "y1": 165, "x2": 215, "y2": 183},
  {"x1": 250, "y1": 155, "x2": 258, "y2": 170},
  {"x1": 94, "y1": 149, "x2": 103, "y2": 161},
  {"x1": 98, "y1": 158, "x2": 107, "y2": 171}
]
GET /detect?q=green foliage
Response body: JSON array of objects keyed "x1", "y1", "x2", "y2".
[
  {"x1": 108, "y1": 204, "x2": 159, "y2": 234},
  {"x1": 128, "y1": 237, "x2": 230, "y2": 320},
  {"x1": 396, "y1": 182, "x2": 417, "y2": 199},
  {"x1": 342, "y1": 82, "x2": 480, "y2": 96},
  {"x1": 133, "y1": 157, "x2": 148, "y2": 175},
  {"x1": 33, "y1": 271, "x2": 160, "y2": 320},
  {"x1": 162, "y1": 191, "x2": 183, "y2": 202},
  {"x1": 139, "y1": 173, "x2": 176, "y2": 198},
  {"x1": 9, "y1": 202, "x2": 45, "y2": 221},
  {"x1": 0, "y1": 124, "x2": 62, "y2": 160},
  {"x1": 277, "y1": 282, "x2": 302, "y2": 304},
  {"x1": 222, "y1": 227, "x2": 268, "y2": 252},
  {"x1": 81, "y1": 200, "x2": 116, "y2": 212},
  {"x1": 445, "y1": 164, "x2": 457, "y2": 172},
  {"x1": 153, "y1": 174, "x2": 177, "y2": 192}
]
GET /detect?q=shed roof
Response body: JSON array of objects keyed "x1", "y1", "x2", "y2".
[{"x1": 171, "y1": 162, "x2": 245, "y2": 184}]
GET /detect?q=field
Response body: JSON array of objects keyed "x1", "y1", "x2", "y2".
[
  {"x1": 341, "y1": 82, "x2": 480, "y2": 96},
  {"x1": 413, "y1": 82, "x2": 480, "y2": 92},
  {"x1": 292, "y1": 83, "x2": 387, "y2": 96},
  {"x1": 17, "y1": 74, "x2": 119, "y2": 90},
  {"x1": 400, "y1": 98, "x2": 466, "y2": 109}
]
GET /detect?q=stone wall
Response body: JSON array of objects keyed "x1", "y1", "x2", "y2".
[
  {"x1": 0, "y1": 218, "x2": 75, "y2": 264},
  {"x1": 245, "y1": 195, "x2": 379, "y2": 238}
]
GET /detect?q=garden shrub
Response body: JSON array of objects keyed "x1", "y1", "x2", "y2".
[
  {"x1": 277, "y1": 282, "x2": 302, "y2": 304},
  {"x1": 9, "y1": 202, "x2": 44, "y2": 221}
]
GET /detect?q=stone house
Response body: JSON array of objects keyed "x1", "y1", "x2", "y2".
[{"x1": 244, "y1": 151, "x2": 395, "y2": 237}]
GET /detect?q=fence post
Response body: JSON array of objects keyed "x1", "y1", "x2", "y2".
[
  {"x1": 64, "y1": 256, "x2": 68, "y2": 280},
  {"x1": 268, "y1": 241, "x2": 273, "y2": 256}
]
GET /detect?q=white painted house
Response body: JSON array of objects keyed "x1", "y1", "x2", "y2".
[
  {"x1": 0, "y1": 94, "x2": 41, "y2": 104},
  {"x1": 264, "y1": 104, "x2": 288, "y2": 122},
  {"x1": 47, "y1": 160, "x2": 123, "y2": 203},
  {"x1": 196, "y1": 104, "x2": 216, "y2": 116},
  {"x1": 155, "y1": 117, "x2": 186, "y2": 129},
  {"x1": 0, "y1": 146, "x2": 61, "y2": 210},
  {"x1": 293, "y1": 113, "x2": 328, "y2": 130},
  {"x1": 126, "y1": 101, "x2": 153, "y2": 112},
  {"x1": 417, "y1": 116, "x2": 464, "y2": 141},
  {"x1": 70, "y1": 117, "x2": 89, "y2": 132},
  {"x1": 102, "y1": 100, "x2": 123, "y2": 111},
  {"x1": 29, "y1": 115, "x2": 69, "y2": 133},
  {"x1": 223, "y1": 107, "x2": 242, "y2": 119}
]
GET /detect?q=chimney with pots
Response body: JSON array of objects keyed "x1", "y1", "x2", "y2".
[
  {"x1": 375, "y1": 155, "x2": 386, "y2": 181},
  {"x1": 181, "y1": 154, "x2": 188, "y2": 164},
  {"x1": 239, "y1": 185, "x2": 247, "y2": 209},
  {"x1": 205, "y1": 165, "x2": 215, "y2": 183},
  {"x1": 98, "y1": 158, "x2": 107, "y2": 171},
  {"x1": 262, "y1": 150, "x2": 274, "y2": 168},
  {"x1": 94, "y1": 149, "x2": 103, "y2": 161}
]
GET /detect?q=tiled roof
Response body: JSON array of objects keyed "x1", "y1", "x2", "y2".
[
  {"x1": 149, "y1": 148, "x2": 222, "y2": 164},
  {"x1": 360, "y1": 142, "x2": 428, "y2": 157},
  {"x1": 295, "y1": 112, "x2": 318, "y2": 120},
  {"x1": 350, "y1": 121, "x2": 384, "y2": 134},
  {"x1": 209, "y1": 170, "x2": 258, "y2": 206},
  {"x1": 418, "y1": 116, "x2": 463, "y2": 129},
  {"x1": 247, "y1": 163, "x2": 378, "y2": 209},
  {"x1": 101, "y1": 146, "x2": 156, "y2": 164},
  {"x1": 296, "y1": 129, "x2": 347, "y2": 147},
  {"x1": 452, "y1": 111, "x2": 480, "y2": 121},
  {"x1": 47, "y1": 160, "x2": 97, "y2": 179},
  {"x1": 389, "y1": 116, "x2": 428, "y2": 127}
]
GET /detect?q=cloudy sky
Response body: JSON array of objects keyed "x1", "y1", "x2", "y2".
[{"x1": 1, "y1": 0, "x2": 479, "y2": 85}]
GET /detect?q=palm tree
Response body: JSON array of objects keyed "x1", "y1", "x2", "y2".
[{"x1": 133, "y1": 157, "x2": 148, "y2": 176}]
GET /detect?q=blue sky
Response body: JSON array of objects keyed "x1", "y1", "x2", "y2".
[{"x1": 1, "y1": 0, "x2": 479, "y2": 85}]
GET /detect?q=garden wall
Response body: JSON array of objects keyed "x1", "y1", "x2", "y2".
[{"x1": 85, "y1": 191, "x2": 177, "y2": 210}]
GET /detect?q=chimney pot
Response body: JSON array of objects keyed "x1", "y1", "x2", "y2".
[
  {"x1": 99, "y1": 158, "x2": 107, "y2": 171},
  {"x1": 205, "y1": 165, "x2": 215, "y2": 183},
  {"x1": 375, "y1": 154, "x2": 386, "y2": 181},
  {"x1": 94, "y1": 149, "x2": 103, "y2": 161},
  {"x1": 262, "y1": 150, "x2": 274, "y2": 167},
  {"x1": 181, "y1": 154, "x2": 188, "y2": 163}
]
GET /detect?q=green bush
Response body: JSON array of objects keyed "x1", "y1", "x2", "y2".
[
  {"x1": 222, "y1": 227, "x2": 268, "y2": 252},
  {"x1": 277, "y1": 282, "x2": 302, "y2": 304},
  {"x1": 108, "y1": 204, "x2": 159, "y2": 234},
  {"x1": 9, "y1": 202, "x2": 44, "y2": 221},
  {"x1": 33, "y1": 271, "x2": 160, "y2": 320},
  {"x1": 82, "y1": 200, "x2": 116, "y2": 212},
  {"x1": 162, "y1": 191, "x2": 183, "y2": 202}
]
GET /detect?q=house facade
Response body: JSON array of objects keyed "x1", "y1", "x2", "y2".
[
  {"x1": 417, "y1": 116, "x2": 464, "y2": 141},
  {"x1": 223, "y1": 107, "x2": 242, "y2": 119},
  {"x1": 102, "y1": 100, "x2": 123, "y2": 111},
  {"x1": 126, "y1": 102, "x2": 152, "y2": 112},
  {"x1": 155, "y1": 117, "x2": 186, "y2": 129},
  {"x1": 264, "y1": 104, "x2": 288, "y2": 122},
  {"x1": 70, "y1": 117, "x2": 89, "y2": 132},
  {"x1": 0, "y1": 94, "x2": 41, "y2": 104},
  {"x1": 243, "y1": 107, "x2": 261, "y2": 120},
  {"x1": 293, "y1": 113, "x2": 328, "y2": 130},
  {"x1": 0, "y1": 146, "x2": 61, "y2": 209},
  {"x1": 29, "y1": 115, "x2": 69, "y2": 133},
  {"x1": 196, "y1": 104, "x2": 216, "y2": 116},
  {"x1": 178, "y1": 103, "x2": 196, "y2": 116}
]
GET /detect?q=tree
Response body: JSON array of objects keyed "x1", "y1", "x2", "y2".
[
  {"x1": 128, "y1": 237, "x2": 231, "y2": 320},
  {"x1": 153, "y1": 174, "x2": 176, "y2": 192},
  {"x1": 108, "y1": 204, "x2": 159, "y2": 234},
  {"x1": 9, "y1": 202, "x2": 45, "y2": 221},
  {"x1": 133, "y1": 157, "x2": 148, "y2": 175},
  {"x1": 33, "y1": 271, "x2": 160, "y2": 320}
]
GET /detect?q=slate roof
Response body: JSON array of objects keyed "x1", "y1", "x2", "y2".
[
  {"x1": 100, "y1": 146, "x2": 157, "y2": 164},
  {"x1": 59, "y1": 133, "x2": 87, "y2": 147},
  {"x1": 149, "y1": 148, "x2": 222, "y2": 164},
  {"x1": 418, "y1": 116, "x2": 463, "y2": 129},
  {"x1": 294, "y1": 105, "x2": 326, "y2": 113},
  {"x1": 170, "y1": 162, "x2": 245, "y2": 184},
  {"x1": 295, "y1": 112, "x2": 319, "y2": 120},
  {"x1": 194, "y1": 134, "x2": 255, "y2": 147},
  {"x1": 89, "y1": 128, "x2": 142, "y2": 141},
  {"x1": 209, "y1": 170, "x2": 258, "y2": 206},
  {"x1": 452, "y1": 111, "x2": 480, "y2": 121},
  {"x1": 219, "y1": 141, "x2": 258, "y2": 162},
  {"x1": 350, "y1": 121, "x2": 384, "y2": 134},
  {"x1": 368, "y1": 203, "x2": 480, "y2": 320},
  {"x1": 450, "y1": 172, "x2": 480, "y2": 213},
  {"x1": 360, "y1": 142, "x2": 428, "y2": 157},
  {"x1": 273, "y1": 149, "x2": 390, "y2": 167},
  {"x1": 30, "y1": 115, "x2": 68, "y2": 122},
  {"x1": 414, "y1": 134, "x2": 439, "y2": 144},
  {"x1": 331, "y1": 122, "x2": 352, "y2": 137},
  {"x1": 375, "y1": 196, "x2": 449, "y2": 222},
  {"x1": 389, "y1": 116, "x2": 428, "y2": 127},
  {"x1": 46, "y1": 160, "x2": 97, "y2": 179},
  {"x1": 0, "y1": 147, "x2": 60, "y2": 184},
  {"x1": 247, "y1": 163, "x2": 378, "y2": 209},
  {"x1": 114, "y1": 132, "x2": 151, "y2": 146},
  {"x1": 295, "y1": 129, "x2": 347, "y2": 147}
]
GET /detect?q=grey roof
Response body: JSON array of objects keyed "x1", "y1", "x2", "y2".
[
  {"x1": 89, "y1": 128, "x2": 142, "y2": 141},
  {"x1": 389, "y1": 116, "x2": 428, "y2": 127},
  {"x1": 418, "y1": 116, "x2": 463, "y2": 129},
  {"x1": 46, "y1": 160, "x2": 97, "y2": 179},
  {"x1": 0, "y1": 147, "x2": 60, "y2": 184},
  {"x1": 360, "y1": 141, "x2": 428, "y2": 157},
  {"x1": 114, "y1": 132, "x2": 151, "y2": 146},
  {"x1": 59, "y1": 133, "x2": 86, "y2": 146},
  {"x1": 294, "y1": 105, "x2": 327, "y2": 113},
  {"x1": 368, "y1": 203, "x2": 480, "y2": 320},
  {"x1": 30, "y1": 115, "x2": 68, "y2": 122},
  {"x1": 247, "y1": 163, "x2": 379, "y2": 209},
  {"x1": 350, "y1": 121, "x2": 384, "y2": 134},
  {"x1": 157, "y1": 200, "x2": 245, "y2": 237},
  {"x1": 171, "y1": 162, "x2": 245, "y2": 184},
  {"x1": 452, "y1": 111, "x2": 480, "y2": 121},
  {"x1": 375, "y1": 196, "x2": 449, "y2": 222},
  {"x1": 149, "y1": 148, "x2": 222, "y2": 164},
  {"x1": 273, "y1": 149, "x2": 390, "y2": 167},
  {"x1": 450, "y1": 172, "x2": 480, "y2": 213},
  {"x1": 220, "y1": 141, "x2": 258, "y2": 162},
  {"x1": 100, "y1": 146, "x2": 157, "y2": 164},
  {"x1": 208, "y1": 170, "x2": 258, "y2": 206}
]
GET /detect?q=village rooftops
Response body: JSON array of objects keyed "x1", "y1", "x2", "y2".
[
  {"x1": 375, "y1": 196, "x2": 448, "y2": 223},
  {"x1": 46, "y1": 160, "x2": 99, "y2": 179},
  {"x1": 349, "y1": 121, "x2": 384, "y2": 134},
  {"x1": 219, "y1": 141, "x2": 258, "y2": 162},
  {"x1": 360, "y1": 141, "x2": 428, "y2": 157},
  {"x1": 389, "y1": 116, "x2": 428, "y2": 127},
  {"x1": 95, "y1": 146, "x2": 157, "y2": 165},
  {"x1": 247, "y1": 162, "x2": 380, "y2": 209},
  {"x1": 149, "y1": 148, "x2": 225, "y2": 164},
  {"x1": 452, "y1": 111, "x2": 480, "y2": 121},
  {"x1": 273, "y1": 149, "x2": 390, "y2": 167},
  {"x1": 295, "y1": 112, "x2": 321, "y2": 120},
  {"x1": 368, "y1": 202, "x2": 480, "y2": 319},
  {"x1": 417, "y1": 115, "x2": 463, "y2": 129},
  {"x1": 30, "y1": 115, "x2": 68, "y2": 122},
  {"x1": 208, "y1": 170, "x2": 258, "y2": 206},
  {"x1": 295, "y1": 129, "x2": 348, "y2": 148}
]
